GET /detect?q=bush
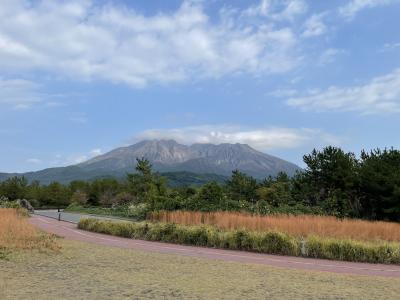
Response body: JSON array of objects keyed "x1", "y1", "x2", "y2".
[
  {"x1": 70, "y1": 191, "x2": 88, "y2": 206},
  {"x1": 0, "y1": 200, "x2": 22, "y2": 209},
  {"x1": 66, "y1": 203, "x2": 149, "y2": 220},
  {"x1": 78, "y1": 219, "x2": 300, "y2": 256},
  {"x1": 305, "y1": 235, "x2": 400, "y2": 264},
  {"x1": 113, "y1": 192, "x2": 136, "y2": 206},
  {"x1": 78, "y1": 218, "x2": 400, "y2": 264},
  {"x1": 128, "y1": 203, "x2": 150, "y2": 220}
]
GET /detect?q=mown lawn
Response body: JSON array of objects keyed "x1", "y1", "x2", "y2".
[{"x1": 1, "y1": 239, "x2": 400, "y2": 299}]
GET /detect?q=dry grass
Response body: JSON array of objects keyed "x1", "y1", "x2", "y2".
[
  {"x1": 151, "y1": 211, "x2": 400, "y2": 242},
  {"x1": 0, "y1": 208, "x2": 59, "y2": 255},
  {"x1": 1, "y1": 239, "x2": 400, "y2": 300}
]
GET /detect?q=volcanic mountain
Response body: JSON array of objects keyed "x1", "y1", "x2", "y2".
[{"x1": 0, "y1": 140, "x2": 301, "y2": 185}]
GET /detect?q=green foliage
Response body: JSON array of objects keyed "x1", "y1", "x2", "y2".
[
  {"x1": 66, "y1": 203, "x2": 150, "y2": 220},
  {"x1": 226, "y1": 170, "x2": 258, "y2": 203},
  {"x1": 89, "y1": 178, "x2": 121, "y2": 206},
  {"x1": 294, "y1": 146, "x2": 360, "y2": 217},
  {"x1": 79, "y1": 218, "x2": 400, "y2": 264},
  {"x1": 306, "y1": 235, "x2": 400, "y2": 264},
  {"x1": 70, "y1": 191, "x2": 88, "y2": 206},
  {"x1": 43, "y1": 182, "x2": 71, "y2": 207},
  {"x1": 257, "y1": 173, "x2": 292, "y2": 207},
  {"x1": 162, "y1": 171, "x2": 228, "y2": 187},
  {"x1": 359, "y1": 148, "x2": 400, "y2": 221},
  {"x1": 126, "y1": 158, "x2": 167, "y2": 209},
  {"x1": 0, "y1": 177, "x2": 28, "y2": 200},
  {"x1": 78, "y1": 218, "x2": 300, "y2": 257},
  {"x1": 2, "y1": 146, "x2": 400, "y2": 221},
  {"x1": 0, "y1": 200, "x2": 22, "y2": 209}
]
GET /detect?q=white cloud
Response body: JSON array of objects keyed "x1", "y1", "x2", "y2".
[
  {"x1": 339, "y1": 0, "x2": 398, "y2": 19},
  {"x1": 243, "y1": 0, "x2": 308, "y2": 21},
  {"x1": 90, "y1": 148, "x2": 102, "y2": 156},
  {"x1": 0, "y1": 0, "x2": 302, "y2": 88},
  {"x1": 302, "y1": 14, "x2": 327, "y2": 37},
  {"x1": 0, "y1": 78, "x2": 41, "y2": 109},
  {"x1": 53, "y1": 148, "x2": 103, "y2": 166},
  {"x1": 26, "y1": 158, "x2": 42, "y2": 164},
  {"x1": 287, "y1": 69, "x2": 400, "y2": 114},
  {"x1": 70, "y1": 155, "x2": 89, "y2": 164},
  {"x1": 268, "y1": 88, "x2": 298, "y2": 98},
  {"x1": 380, "y1": 42, "x2": 400, "y2": 52},
  {"x1": 318, "y1": 48, "x2": 345, "y2": 66},
  {"x1": 69, "y1": 112, "x2": 88, "y2": 124},
  {"x1": 137, "y1": 125, "x2": 340, "y2": 151}
]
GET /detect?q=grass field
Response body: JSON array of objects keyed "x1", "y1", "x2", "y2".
[
  {"x1": 1, "y1": 239, "x2": 400, "y2": 300},
  {"x1": 0, "y1": 209, "x2": 59, "y2": 258},
  {"x1": 152, "y1": 210, "x2": 400, "y2": 242}
]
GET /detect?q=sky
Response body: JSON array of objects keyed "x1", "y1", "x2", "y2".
[{"x1": 1, "y1": 0, "x2": 400, "y2": 172}]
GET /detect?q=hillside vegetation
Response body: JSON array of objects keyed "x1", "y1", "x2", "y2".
[{"x1": 1, "y1": 146, "x2": 400, "y2": 222}]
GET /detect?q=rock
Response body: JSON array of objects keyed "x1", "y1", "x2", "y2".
[{"x1": 17, "y1": 199, "x2": 34, "y2": 212}]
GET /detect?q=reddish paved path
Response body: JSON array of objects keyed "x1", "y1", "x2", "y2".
[{"x1": 30, "y1": 214, "x2": 400, "y2": 278}]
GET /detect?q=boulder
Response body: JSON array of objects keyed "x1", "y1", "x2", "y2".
[{"x1": 17, "y1": 199, "x2": 34, "y2": 212}]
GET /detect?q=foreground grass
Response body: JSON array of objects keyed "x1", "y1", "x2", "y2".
[
  {"x1": 1, "y1": 239, "x2": 400, "y2": 300},
  {"x1": 152, "y1": 210, "x2": 400, "y2": 242},
  {"x1": 0, "y1": 209, "x2": 59, "y2": 258}
]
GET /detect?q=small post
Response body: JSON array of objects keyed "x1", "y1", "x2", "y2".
[{"x1": 300, "y1": 238, "x2": 306, "y2": 256}]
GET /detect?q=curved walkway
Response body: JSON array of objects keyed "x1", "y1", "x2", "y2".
[{"x1": 30, "y1": 214, "x2": 400, "y2": 278}]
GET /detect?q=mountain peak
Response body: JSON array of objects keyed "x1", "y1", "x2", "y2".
[
  {"x1": 81, "y1": 139, "x2": 300, "y2": 178},
  {"x1": 0, "y1": 139, "x2": 301, "y2": 184}
]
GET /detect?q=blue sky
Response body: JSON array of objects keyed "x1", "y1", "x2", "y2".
[{"x1": 1, "y1": 0, "x2": 400, "y2": 172}]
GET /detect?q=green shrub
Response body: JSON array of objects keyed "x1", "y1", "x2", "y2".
[
  {"x1": 0, "y1": 200, "x2": 22, "y2": 209},
  {"x1": 305, "y1": 235, "x2": 400, "y2": 264},
  {"x1": 78, "y1": 219, "x2": 300, "y2": 257},
  {"x1": 78, "y1": 218, "x2": 400, "y2": 264},
  {"x1": 66, "y1": 204, "x2": 149, "y2": 220}
]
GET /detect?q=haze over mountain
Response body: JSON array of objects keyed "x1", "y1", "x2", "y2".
[{"x1": 0, "y1": 140, "x2": 301, "y2": 185}]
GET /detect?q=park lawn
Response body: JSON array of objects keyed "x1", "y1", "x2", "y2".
[{"x1": 1, "y1": 239, "x2": 400, "y2": 300}]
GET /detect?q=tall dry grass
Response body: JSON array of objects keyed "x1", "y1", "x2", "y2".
[
  {"x1": 151, "y1": 211, "x2": 400, "y2": 242},
  {"x1": 0, "y1": 208, "x2": 59, "y2": 254}
]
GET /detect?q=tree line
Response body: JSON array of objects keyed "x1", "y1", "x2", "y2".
[{"x1": 1, "y1": 146, "x2": 399, "y2": 221}]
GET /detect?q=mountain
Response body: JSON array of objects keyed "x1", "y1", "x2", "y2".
[{"x1": 0, "y1": 140, "x2": 301, "y2": 185}]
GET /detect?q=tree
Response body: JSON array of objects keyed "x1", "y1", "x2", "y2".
[
  {"x1": 44, "y1": 182, "x2": 71, "y2": 207},
  {"x1": 359, "y1": 148, "x2": 400, "y2": 221},
  {"x1": 70, "y1": 191, "x2": 89, "y2": 206},
  {"x1": 113, "y1": 192, "x2": 136, "y2": 206},
  {"x1": 293, "y1": 147, "x2": 360, "y2": 217},
  {"x1": 89, "y1": 178, "x2": 120, "y2": 206},
  {"x1": 69, "y1": 180, "x2": 89, "y2": 194},
  {"x1": 257, "y1": 172, "x2": 291, "y2": 205},
  {"x1": 226, "y1": 170, "x2": 258, "y2": 203},
  {"x1": 23, "y1": 180, "x2": 44, "y2": 207},
  {"x1": 0, "y1": 176, "x2": 28, "y2": 200},
  {"x1": 126, "y1": 158, "x2": 167, "y2": 209},
  {"x1": 192, "y1": 181, "x2": 225, "y2": 211}
]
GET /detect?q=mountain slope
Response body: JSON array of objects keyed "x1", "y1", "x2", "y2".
[{"x1": 0, "y1": 140, "x2": 301, "y2": 184}]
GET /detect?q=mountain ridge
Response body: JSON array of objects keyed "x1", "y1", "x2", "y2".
[{"x1": 0, "y1": 140, "x2": 301, "y2": 185}]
